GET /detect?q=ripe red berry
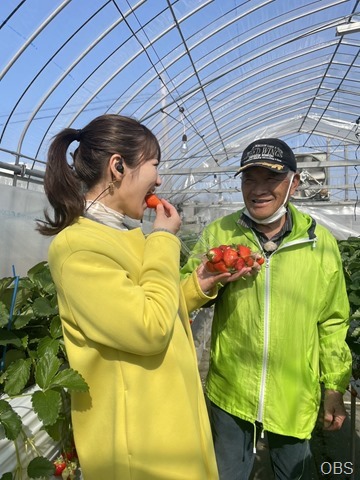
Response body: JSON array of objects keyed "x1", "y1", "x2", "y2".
[
  {"x1": 223, "y1": 248, "x2": 239, "y2": 268},
  {"x1": 212, "y1": 260, "x2": 228, "y2": 273},
  {"x1": 206, "y1": 247, "x2": 223, "y2": 263},
  {"x1": 54, "y1": 457, "x2": 66, "y2": 476},
  {"x1": 205, "y1": 260, "x2": 217, "y2": 273},
  {"x1": 237, "y1": 245, "x2": 252, "y2": 258},
  {"x1": 234, "y1": 257, "x2": 246, "y2": 270},
  {"x1": 145, "y1": 194, "x2": 162, "y2": 208},
  {"x1": 244, "y1": 256, "x2": 254, "y2": 267}
]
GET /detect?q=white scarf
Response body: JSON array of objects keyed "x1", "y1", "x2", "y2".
[{"x1": 85, "y1": 201, "x2": 129, "y2": 230}]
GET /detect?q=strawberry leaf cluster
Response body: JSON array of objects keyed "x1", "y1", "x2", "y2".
[
  {"x1": 338, "y1": 237, "x2": 360, "y2": 381},
  {"x1": 0, "y1": 261, "x2": 88, "y2": 479}
]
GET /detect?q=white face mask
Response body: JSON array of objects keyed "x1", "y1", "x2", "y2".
[{"x1": 243, "y1": 173, "x2": 295, "y2": 225}]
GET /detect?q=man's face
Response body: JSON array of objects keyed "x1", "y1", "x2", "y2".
[{"x1": 241, "y1": 167, "x2": 299, "y2": 221}]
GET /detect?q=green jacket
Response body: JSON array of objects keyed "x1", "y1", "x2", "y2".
[{"x1": 181, "y1": 203, "x2": 351, "y2": 439}]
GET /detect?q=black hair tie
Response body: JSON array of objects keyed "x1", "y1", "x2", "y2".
[{"x1": 74, "y1": 129, "x2": 82, "y2": 142}]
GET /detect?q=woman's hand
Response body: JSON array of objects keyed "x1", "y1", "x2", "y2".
[
  {"x1": 152, "y1": 199, "x2": 182, "y2": 235},
  {"x1": 196, "y1": 262, "x2": 252, "y2": 294}
]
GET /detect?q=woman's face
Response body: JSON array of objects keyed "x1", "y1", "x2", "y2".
[{"x1": 115, "y1": 157, "x2": 162, "y2": 219}]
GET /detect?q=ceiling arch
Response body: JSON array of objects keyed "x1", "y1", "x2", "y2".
[{"x1": 0, "y1": 0, "x2": 359, "y2": 206}]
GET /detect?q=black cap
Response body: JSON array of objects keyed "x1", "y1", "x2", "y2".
[{"x1": 235, "y1": 138, "x2": 297, "y2": 177}]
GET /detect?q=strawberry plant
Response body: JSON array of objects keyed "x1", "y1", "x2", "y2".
[
  {"x1": 0, "y1": 261, "x2": 88, "y2": 479},
  {"x1": 338, "y1": 237, "x2": 360, "y2": 381}
]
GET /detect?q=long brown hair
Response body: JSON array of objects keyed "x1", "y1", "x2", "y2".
[{"x1": 37, "y1": 114, "x2": 161, "y2": 236}]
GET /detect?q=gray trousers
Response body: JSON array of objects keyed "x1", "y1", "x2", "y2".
[{"x1": 207, "y1": 399, "x2": 315, "y2": 480}]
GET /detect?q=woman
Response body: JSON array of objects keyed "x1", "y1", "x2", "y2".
[{"x1": 37, "y1": 114, "x2": 225, "y2": 480}]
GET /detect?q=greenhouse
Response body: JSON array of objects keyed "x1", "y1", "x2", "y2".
[{"x1": 0, "y1": 1, "x2": 359, "y2": 479}]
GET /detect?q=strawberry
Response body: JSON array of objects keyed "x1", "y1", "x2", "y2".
[
  {"x1": 206, "y1": 247, "x2": 223, "y2": 263},
  {"x1": 54, "y1": 457, "x2": 66, "y2": 476},
  {"x1": 145, "y1": 194, "x2": 162, "y2": 208},
  {"x1": 223, "y1": 248, "x2": 239, "y2": 268},
  {"x1": 64, "y1": 447, "x2": 77, "y2": 461},
  {"x1": 237, "y1": 245, "x2": 251, "y2": 258},
  {"x1": 205, "y1": 260, "x2": 217, "y2": 273},
  {"x1": 212, "y1": 260, "x2": 228, "y2": 273},
  {"x1": 244, "y1": 256, "x2": 254, "y2": 267},
  {"x1": 234, "y1": 257, "x2": 246, "y2": 271},
  {"x1": 256, "y1": 256, "x2": 265, "y2": 265}
]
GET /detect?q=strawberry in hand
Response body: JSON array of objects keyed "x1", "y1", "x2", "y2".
[
  {"x1": 206, "y1": 247, "x2": 223, "y2": 263},
  {"x1": 145, "y1": 194, "x2": 162, "y2": 208},
  {"x1": 204, "y1": 243, "x2": 265, "y2": 274},
  {"x1": 223, "y1": 247, "x2": 239, "y2": 269}
]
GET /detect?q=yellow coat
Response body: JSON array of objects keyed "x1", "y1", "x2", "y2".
[{"x1": 48, "y1": 217, "x2": 218, "y2": 480}]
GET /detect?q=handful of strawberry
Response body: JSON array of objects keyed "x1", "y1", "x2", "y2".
[{"x1": 204, "y1": 244, "x2": 264, "y2": 274}]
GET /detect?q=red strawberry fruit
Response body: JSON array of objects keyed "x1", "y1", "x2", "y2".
[
  {"x1": 54, "y1": 457, "x2": 66, "y2": 476},
  {"x1": 237, "y1": 245, "x2": 252, "y2": 258},
  {"x1": 234, "y1": 257, "x2": 246, "y2": 270},
  {"x1": 212, "y1": 261, "x2": 228, "y2": 273},
  {"x1": 244, "y1": 256, "x2": 254, "y2": 267},
  {"x1": 145, "y1": 194, "x2": 162, "y2": 208},
  {"x1": 223, "y1": 248, "x2": 239, "y2": 268},
  {"x1": 205, "y1": 261, "x2": 217, "y2": 273},
  {"x1": 206, "y1": 247, "x2": 223, "y2": 263}
]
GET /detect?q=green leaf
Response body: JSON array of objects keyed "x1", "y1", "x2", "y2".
[
  {"x1": 349, "y1": 291, "x2": 360, "y2": 306},
  {"x1": 0, "y1": 301, "x2": 10, "y2": 327},
  {"x1": 37, "y1": 336, "x2": 59, "y2": 358},
  {"x1": 4, "y1": 358, "x2": 32, "y2": 395},
  {"x1": 12, "y1": 312, "x2": 34, "y2": 329},
  {"x1": 3, "y1": 349, "x2": 26, "y2": 370},
  {"x1": 50, "y1": 315, "x2": 62, "y2": 339},
  {"x1": 27, "y1": 456, "x2": 55, "y2": 479},
  {"x1": 35, "y1": 351, "x2": 60, "y2": 389},
  {"x1": 0, "y1": 472, "x2": 14, "y2": 480},
  {"x1": 43, "y1": 416, "x2": 66, "y2": 442},
  {"x1": 13, "y1": 287, "x2": 32, "y2": 314},
  {"x1": 0, "y1": 276, "x2": 14, "y2": 296},
  {"x1": 32, "y1": 297, "x2": 56, "y2": 318},
  {"x1": 52, "y1": 368, "x2": 89, "y2": 392},
  {"x1": 31, "y1": 389, "x2": 61, "y2": 425},
  {"x1": 0, "y1": 330, "x2": 22, "y2": 347},
  {"x1": 0, "y1": 399, "x2": 22, "y2": 440},
  {"x1": 27, "y1": 262, "x2": 56, "y2": 295}
]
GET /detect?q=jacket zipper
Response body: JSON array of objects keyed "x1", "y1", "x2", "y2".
[{"x1": 256, "y1": 236, "x2": 317, "y2": 424}]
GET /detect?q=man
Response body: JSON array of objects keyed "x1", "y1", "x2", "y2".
[{"x1": 181, "y1": 138, "x2": 352, "y2": 480}]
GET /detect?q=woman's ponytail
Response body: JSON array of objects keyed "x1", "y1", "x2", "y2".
[{"x1": 37, "y1": 129, "x2": 84, "y2": 236}]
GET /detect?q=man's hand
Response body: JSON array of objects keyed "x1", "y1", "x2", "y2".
[
  {"x1": 196, "y1": 262, "x2": 251, "y2": 294},
  {"x1": 323, "y1": 389, "x2": 347, "y2": 431}
]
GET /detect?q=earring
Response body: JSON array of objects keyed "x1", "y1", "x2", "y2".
[{"x1": 108, "y1": 181, "x2": 115, "y2": 195}]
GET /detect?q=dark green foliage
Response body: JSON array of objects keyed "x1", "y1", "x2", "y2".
[
  {"x1": 338, "y1": 237, "x2": 360, "y2": 379},
  {"x1": 0, "y1": 262, "x2": 88, "y2": 478}
]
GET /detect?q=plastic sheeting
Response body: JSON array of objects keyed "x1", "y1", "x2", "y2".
[
  {"x1": 0, "y1": 184, "x2": 51, "y2": 277},
  {"x1": 297, "y1": 204, "x2": 360, "y2": 240},
  {"x1": 0, "y1": 386, "x2": 60, "y2": 477}
]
